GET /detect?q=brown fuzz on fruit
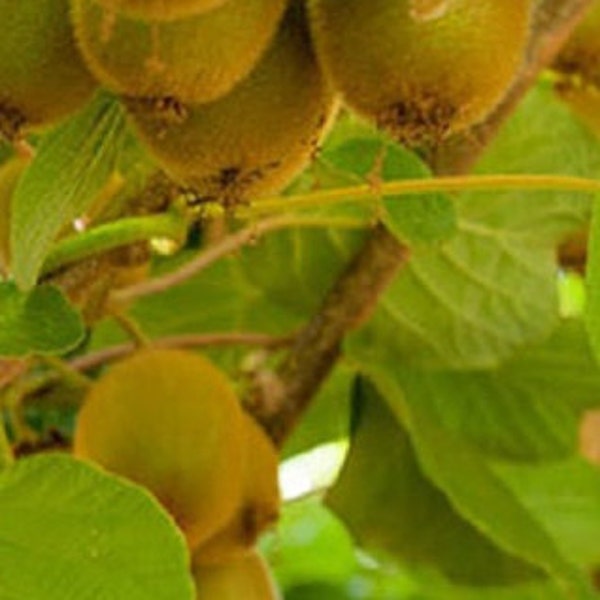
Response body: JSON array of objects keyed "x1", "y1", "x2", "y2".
[
  {"x1": 308, "y1": 0, "x2": 532, "y2": 146},
  {"x1": 94, "y1": 0, "x2": 228, "y2": 22},
  {"x1": 193, "y1": 413, "x2": 281, "y2": 566},
  {"x1": 552, "y1": 3, "x2": 600, "y2": 88},
  {"x1": 0, "y1": 158, "x2": 28, "y2": 276},
  {"x1": 124, "y1": 1, "x2": 338, "y2": 207},
  {"x1": 0, "y1": 0, "x2": 97, "y2": 141},
  {"x1": 74, "y1": 349, "x2": 246, "y2": 549},
  {"x1": 72, "y1": 0, "x2": 287, "y2": 104}
]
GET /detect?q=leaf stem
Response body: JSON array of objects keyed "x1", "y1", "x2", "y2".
[
  {"x1": 240, "y1": 174, "x2": 600, "y2": 219},
  {"x1": 41, "y1": 210, "x2": 189, "y2": 276}
]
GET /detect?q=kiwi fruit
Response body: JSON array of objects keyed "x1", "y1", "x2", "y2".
[
  {"x1": 193, "y1": 550, "x2": 280, "y2": 600},
  {"x1": 556, "y1": 84, "x2": 600, "y2": 138},
  {"x1": 124, "y1": 2, "x2": 339, "y2": 206},
  {"x1": 553, "y1": 3, "x2": 600, "y2": 87},
  {"x1": 74, "y1": 349, "x2": 245, "y2": 548},
  {"x1": 193, "y1": 414, "x2": 281, "y2": 566},
  {"x1": 0, "y1": 158, "x2": 28, "y2": 276},
  {"x1": 72, "y1": 0, "x2": 287, "y2": 103},
  {"x1": 307, "y1": 0, "x2": 532, "y2": 145},
  {"x1": 95, "y1": 0, "x2": 228, "y2": 22},
  {"x1": 0, "y1": 0, "x2": 97, "y2": 140}
]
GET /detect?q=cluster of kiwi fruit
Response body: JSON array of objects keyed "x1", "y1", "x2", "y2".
[
  {"x1": 74, "y1": 348, "x2": 281, "y2": 598},
  {"x1": 1, "y1": 0, "x2": 535, "y2": 210}
]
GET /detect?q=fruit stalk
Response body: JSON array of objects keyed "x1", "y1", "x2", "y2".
[{"x1": 254, "y1": 0, "x2": 595, "y2": 447}]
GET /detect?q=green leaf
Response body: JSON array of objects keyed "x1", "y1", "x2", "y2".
[
  {"x1": 261, "y1": 499, "x2": 357, "y2": 589},
  {"x1": 347, "y1": 224, "x2": 559, "y2": 369},
  {"x1": 0, "y1": 282, "x2": 83, "y2": 357},
  {"x1": 376, "y1": 320, "x2": 600, "y2": 462},
  {"x1": 360, "y1": 370, "x2": 594, "y2": 597},
  {"x1": 326, "y1": 380, "x2": 543, "y2": 587},
  {"x1": 10, "y1": 93, "x2": 127, "y2": 290},
  {"x1": 0, "y1": 454, "x2": 194, "y2": 599},
  {"x1": 465, "y1": 82, "x2": 600, "y2": 244},
  {"x1": 323, "y1": 138, "x2": 456, "y2": 244},
  {"x1": 348, "y1": 83, "x2": 600, "y2": 370},
  {"x1": 495, "y1": 458, "x2": 600, "y2": 567}
]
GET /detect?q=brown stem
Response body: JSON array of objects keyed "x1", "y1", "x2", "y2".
[
  {"x1": 70, "y1": 332, "x2": 295, "y2": 372},
  {"x1": 257, "y1": 0, "x2": 592, "y2": 447}
]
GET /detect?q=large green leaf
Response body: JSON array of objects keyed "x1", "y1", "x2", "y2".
[
  {"x1": 360, "y1": 370, "x2": 593, "y2": 597},
  {"x1": 370, "y1": 320, "x2": 600, "y2": 462},
  {"x1": 10, "y1": 93, "x2": 127, "y2": 290},
  {"x1": 0, "y1": 454, "x2": 194, "y2": 599},
  {"x1": 349, "y1": 84, "x2": 600, "y2": 369},
  {"x1": 495, "y1": 458, "x2": 600, "y2": 567},
  {"x1": 326, "y1": 380, "x2": 543, "y2": 587},
  {"x1": 0, "y1": 282, "x2": 83, "y2": 357}
]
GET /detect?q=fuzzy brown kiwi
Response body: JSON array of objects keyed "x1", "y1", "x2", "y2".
[
  {"x1": 552, "y1": 3, "x2": 600, "y2": 87},
  {"x1": 124, "y1": 2, "x2": 339, "y2": 207},
  {"x1": 72, "y1": 0, "x2": 286, "y2": 104},
  {"x1": 0, "y1": 158, "x2": 28, "y2": 276},
  {"x1": 0, "y1": 0, "x2": 97, "y2": 141},
  {"x1": 74, "y1": 349, "x2": 246, "y2": 549},
  {"x1": 192, "y1": 550, "x2": 280, "y2": 600},
  {"x1": 95, "y1": 0, "x2": 228, "y2": 21},
  {"x1": 193, "y1": 413, "x2": 280, "y2": 565},
  {"x1": 307, "y1": 0, "x2": 532, "y2": 146}
]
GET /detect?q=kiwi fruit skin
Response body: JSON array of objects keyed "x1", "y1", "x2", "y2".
[
  {"x1": 193, "y1": 414, "x2": 281, "y2": 566},
  {"x1": 0, "y1": 0, "x2": 97, "y2": 140},
  {"x1": 74, "y1": 349, "x2": 245, "y2": 549},
  {"x1": 308, "y1": 0, "x2": 532, "y2": 145},
  {"x1": 193, "y1": 550, "x2": 280, "y2": 600},
  {"x1": 94, "y1": 0, "x2": 228, "y2": 22},
  {"x1": 0, "y1": 158, "x2": 28, "y2": 276},
  {"x1": 553, "y1": 3, "x2": 600, "y2": 87},
  {"x1": 72, "y1": 0, "x2": 287, "y2": 104},
  {"x1": 124, "y1": 2, "x2": 339, "y2": 206}
]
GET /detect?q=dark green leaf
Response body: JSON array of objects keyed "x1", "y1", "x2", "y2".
[
  {"x1": 360, "y1": 370, "x2": 593, "y2": 597},
  {"x1": 326, "y1": 380, "x2": 544, "y2": 587}
]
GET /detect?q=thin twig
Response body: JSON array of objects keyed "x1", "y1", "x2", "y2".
[
  {"x1": 111, "y1": 215, "x2": 364, "y2": 304},
  {"x1": 70, "y1": 332, "x2": 296, "y2": 372}
]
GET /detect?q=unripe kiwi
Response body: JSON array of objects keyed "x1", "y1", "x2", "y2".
[
  {"x1": 553, "y1": 3, "x2": 600, "y2": 87},
  {"x1": 124, "y1": 2, "x2": 339, "y2": 206},
  {"x1": 0, "y1": 158, "x2": 27, "y2": 277},
  {"x1": 308, "y1": 0, "x2": 532, "y2": 145},
  {"x1": 74, "y1": 349, "x2": 245, "y2": 548},
  {"x1": 0, "y1": 0, "x2": 97, "y2": 140},
  {"x1": 72, "y1": 0, "x2": 286, "y2": 103},
  {"x1": 193, "y1": 550, "x2": 280, "y2": 600},
  {"x1": 194, "y1": 414, "x2": 280, "y2": 566},
  {"x1": 95, "y1": 0, "x2": 228, "y2": 21}
]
